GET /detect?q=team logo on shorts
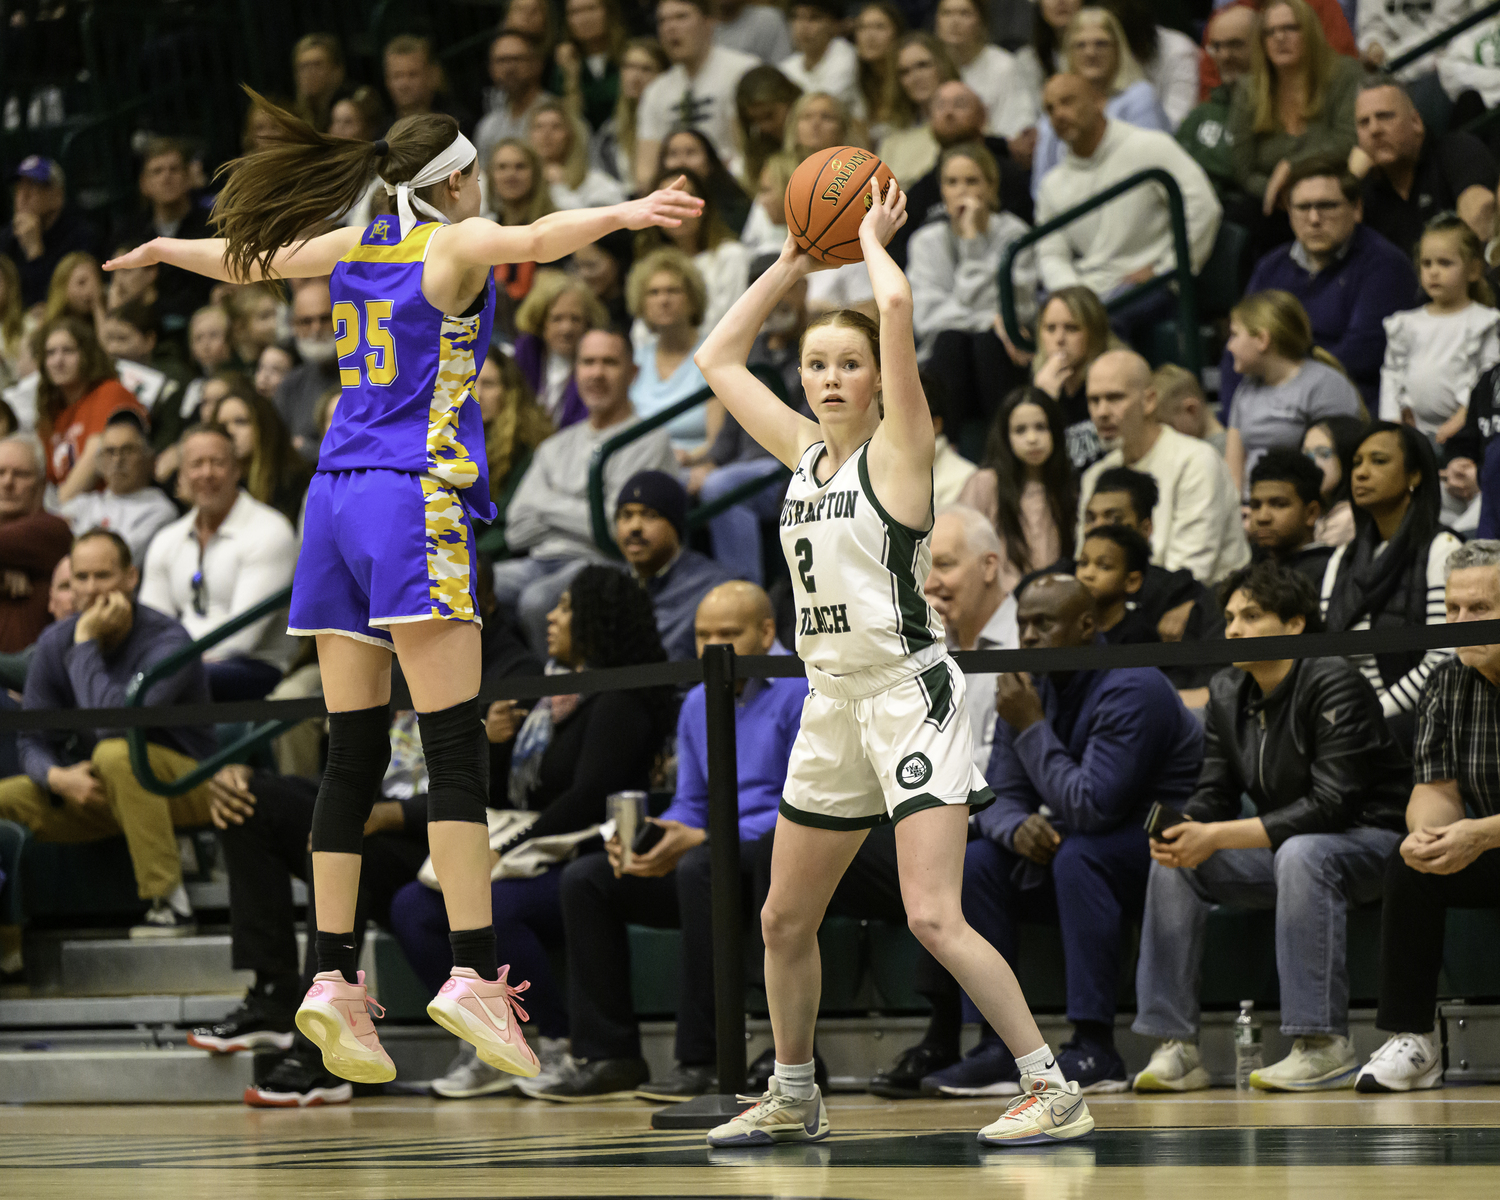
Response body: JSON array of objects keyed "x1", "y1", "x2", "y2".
[{"x1": 897, "y1": 752, "x2": 933, "y2": 790}]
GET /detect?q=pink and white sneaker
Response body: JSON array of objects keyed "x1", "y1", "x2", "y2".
[
  {"x1": 426, "y1": 965, "x2": 541, "y2": 1078},
  {"x1": 293, "y1": 970, "x2": 397, "y2": 1084}
]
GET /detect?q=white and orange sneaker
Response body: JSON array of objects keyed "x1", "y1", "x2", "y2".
[
  {"x1": 294, "y1": 970, "x2": 397, "y2": 1084},
  {"x1": 978, "y1": 1075, "x2": 1095, "y2": 1146},
  {"x1": 426, "y1": 965, "x2": 541, "y2": 1078}
]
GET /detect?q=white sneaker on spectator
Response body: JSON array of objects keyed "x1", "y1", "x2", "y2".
[
  {"x1": 1133, "y1": 1040, "x2": 1210, "y2": 1092},
  {"x1": 1355, "y1": 1033, "x2": 1443, "y2": 1093},
  {"x1": 130, "y1": 899, "x2": 196, "y2": 939},
  {"x1": 431, "y1": 1040, "x2": 517, "y2": 1099},
  {"x1": 1250, "y1": 1035, "x2": 1359, "y2": 1091}
]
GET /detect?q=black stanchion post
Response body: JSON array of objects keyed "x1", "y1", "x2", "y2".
[{"x1": 651, "y1": 642, "x2": 748, "y2": 1129}]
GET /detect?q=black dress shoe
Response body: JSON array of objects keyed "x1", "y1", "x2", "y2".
[
  {"x1": 868, "y1": 1043, "x2": 960, "y2": 1099},
  {"x1": 745, "y1": 1046, "x2": 829, "y2": 1094},
  {"x1": 635, "y1": 1062, "x2": 718, "y2": 1102},
  {"x1": 527, "y1": 1056, "x2": 650, "y2": 1102}
]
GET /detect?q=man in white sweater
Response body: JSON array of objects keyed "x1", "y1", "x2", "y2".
[
  {"x1": 1078, "y1": 351, "x2": 1248, "y2": 585},
  {"x1": 1034, "y1": 75, "x2": 1221, "y2": 305}
]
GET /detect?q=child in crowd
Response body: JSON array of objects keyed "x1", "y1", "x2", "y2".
[
  {"x1": 1074, "y1": 522, "x2": 1152, "y2": 640},
  {"x1": 1224, "y1": 289, "x2": 1362, "y2": 495},
  {"x1": 741, "y1": 152, "x2": 798, "y2": 256},
  {"x1": 1379, "y1": 214, "x2": 1500, "y2": 445},
  {"x1": 1302, "y1": 415, "x2": 1366, "y2": 548},
  {"x1": 959, "y1": 386, "x2": 1075, "y2": 595},
  {"x1": 1153, "y1": 363, "x2": 1225, "y2": 456}
]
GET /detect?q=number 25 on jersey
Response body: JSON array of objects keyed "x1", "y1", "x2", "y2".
[{"x1": 333, "y1": 300, "x2": 399, "y2": 388}]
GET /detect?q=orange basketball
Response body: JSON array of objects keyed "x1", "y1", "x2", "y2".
[{"x1": 783, "y1": 146, "x2": 895, "y2": 266}]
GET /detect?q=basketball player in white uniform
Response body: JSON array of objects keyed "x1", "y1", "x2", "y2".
[{"x1": 695, "y1": 180, "x2": 1095, "y2": 1147}]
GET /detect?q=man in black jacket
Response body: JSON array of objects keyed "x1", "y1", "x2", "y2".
[{"x1": 1131, "y1": 561, "x2": 1408, "y2": 1094}]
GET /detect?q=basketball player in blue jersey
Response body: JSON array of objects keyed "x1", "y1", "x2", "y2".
[
  {"x1": 695, "y1": 182, "x2": 1095, "y2": 1147},
  {"x1": 105, "y1": 94, "x2": 701, "y2": 1085}
]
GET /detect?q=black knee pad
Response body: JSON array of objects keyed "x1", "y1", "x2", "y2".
[
  {"x1": 420, "y1": 696, "x2": 489, "y2": 826},
  {"x1": 309, "y1": 705, "x2": 392, "y2": 854}
]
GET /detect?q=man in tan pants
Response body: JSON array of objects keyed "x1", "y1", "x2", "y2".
[{"x1": 1, "y1": 528, "x2": 216, "y2": 937}]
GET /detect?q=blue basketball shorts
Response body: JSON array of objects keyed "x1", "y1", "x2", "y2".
[{"x1": 287, "y1": 468, "x2": 481, "y2": 648}]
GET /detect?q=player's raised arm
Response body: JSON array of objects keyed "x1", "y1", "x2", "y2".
[
  {"x1": 695, "y1": 239, "x2": 824, "y2": 470},
  {"x1": 860, "y1": 180, "x2": 934, "y2": 474},
  {"x1": 438, "y1": 183, "x2": 702, "y2": 269}
]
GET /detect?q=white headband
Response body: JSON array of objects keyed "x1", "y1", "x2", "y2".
[{"x1": 379, "y1": 133, "x2": 478, "y2": 241}]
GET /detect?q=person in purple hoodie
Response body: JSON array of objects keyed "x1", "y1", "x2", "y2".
[{"x1": 510, "y1": 272, "x2": 611, "y2": 430}]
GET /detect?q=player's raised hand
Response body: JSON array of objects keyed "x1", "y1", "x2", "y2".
[
  {"x1": 778, "y1": 233, "x2": 835, "y2": 275},
  {"x1": 858, "y1": 177, "x2": 907, "y2": 249},
  {"x1": 620, "y1": 177, "x2": 705, "y2": 230}
]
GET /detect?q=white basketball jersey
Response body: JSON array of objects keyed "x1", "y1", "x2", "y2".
[{"x1": 779, "y1": 441, "x2": 941, "y2": 674}]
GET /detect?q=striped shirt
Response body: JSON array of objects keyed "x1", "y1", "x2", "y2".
[
  {"x1": 1413, "y1": 656, "x2": 1500, "y2": 818},
  {"x1": 1320, "y1": 532, "x2": 1461, "y2": 718}
]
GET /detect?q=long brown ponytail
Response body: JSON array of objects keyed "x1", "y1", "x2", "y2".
[{"x1": 212, "y1": 87, "x2": 472, "y2": 282}]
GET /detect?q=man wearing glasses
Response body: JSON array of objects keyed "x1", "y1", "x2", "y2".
[
  {"x1": 1218, "y1": 154, "x2": 1417, "y2": 408},
  {"x1": 138, "y1": 425, "x2": 297, "y2": 702},
  {"x1": 58, "y1": 412, "x2": 175, "y2": 568},
  {"x1": 271, "y1": 280, "x2": 341, "y2": 460}
]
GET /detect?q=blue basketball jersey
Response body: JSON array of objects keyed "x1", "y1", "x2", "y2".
[{"x1": 317, "y1": 217, "x2": 497, "y2": 520}]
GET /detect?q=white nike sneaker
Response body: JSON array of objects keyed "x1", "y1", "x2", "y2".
[
  {"x1": 1355, "y1": 1033, "x2": 1443, "y2": 1093},
  {"x1": 1249, "y1": 1035, "x2": 1359, "y2": 1091},
  {"x1": 978, "y1": 1075, "x2": 1094, "y2": 1146},
  {"x1": 1133, "y1": 1040, "x2": 1211, "y2": 1092},
  {"x1": 706, "y1": 1078, "x2": 830, "y2": 1147}
]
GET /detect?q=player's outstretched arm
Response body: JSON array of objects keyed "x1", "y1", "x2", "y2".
[
  {"x1": 440, "y1": 179, "x2": 703, "y2": 268},
  {"x1": 861, "y1": 181, "x2": 934, "y2": 474},
  {"x1": 695, "y1": 238, "x2": 823, "y2": 470},
  {"x1": 104, "y1": 226, "x2": 364, "y2": 283}
]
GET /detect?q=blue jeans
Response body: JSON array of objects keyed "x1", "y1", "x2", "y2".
[
  {"x1": 700, "y1": 459, "x2": 786, "y2": 586},
  {"x1": 387, "y1": 868, "x2": 568, "y2": 1039},
  {"x1": 962, "y1": 824, "x2": 1150, "y2": 1030},
  {"x1": 1132, "y1": 827, "x2": 1401, "y2": 1039}
]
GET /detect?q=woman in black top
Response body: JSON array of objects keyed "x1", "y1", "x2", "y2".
[{"x1": 389, "y1": 566, "x2": 676, "y2": 1055}]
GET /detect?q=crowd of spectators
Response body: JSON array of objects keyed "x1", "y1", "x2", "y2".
[{"x1": 4, "y1": 0, "x2": 1500, "y2": 1108}]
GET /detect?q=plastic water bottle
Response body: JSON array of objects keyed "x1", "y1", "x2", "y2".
[{"x1": 1233, "y1": 1000, "x2": 1263, "y2": 1091}]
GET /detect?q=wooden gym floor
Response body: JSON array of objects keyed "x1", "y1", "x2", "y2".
[{"x1": 3, "y1": 1087, "x2": 1500, "y2": 1199}]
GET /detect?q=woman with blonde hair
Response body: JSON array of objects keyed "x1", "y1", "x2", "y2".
[
  {"x1": 635, "y1": 169, "x2": 751, "y2": 343},
  {"x1": 626, "y1": 247, "x2": 716, "y2": 450},
  {"x1": 1029, "y1": 7, "x2": 1169, "y2": 192},
  {"x1": 43, "y1": 251, "x2": 105, "y2": 328},
  {"x1": 1225, "y1": 289, "x2": 1362, "y2": 493},
  {"x1": 784, "y1": 91, "x2": 866, "y2": 162},
  {"x1": 1227, "y1": 0, "x2": 1360, "y2": 217},
  {"x1": 1032, "y1": 285, "x2": 1119, "y2": 471},
  {"x1": 511, "y1": 269, "x2": 610, "y2": 428},
  {"x1": 877, "y1": 32, "x2": 960, "y2": 185},
  {"x1": 486, "y1": 138, "x2": 557, "y2": 310},
  {"x1": 594, "y1": 38, "x2": 669, "y2": 187},
  {"x1": 528, "y1": 99, "x2": 627, "y2": 210},
  {"x1": 474, "y1": 351, "x2": 554, "y2": 557}
]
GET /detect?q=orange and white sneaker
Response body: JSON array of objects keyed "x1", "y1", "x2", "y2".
[
  {"x1": 978, "y1": 1075, "x2": 1095, "y2": 1146},
  {"x1": 425, "y1": 965, "x2": 541, "y2": 1078},
  {"x1": 293, "y1": 970, "x2": 397, "y2": 1085}
]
